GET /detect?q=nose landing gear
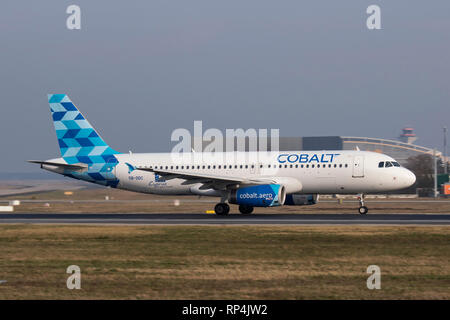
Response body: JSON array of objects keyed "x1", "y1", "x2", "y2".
[{"x1": 358, "y1": 194, "x2": 368, "y2": 214}]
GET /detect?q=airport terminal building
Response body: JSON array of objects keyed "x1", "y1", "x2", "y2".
[{"x1": 298, "y1": 135, "x2": 442, "y2": 166}]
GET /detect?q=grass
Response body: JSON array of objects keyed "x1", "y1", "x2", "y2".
[{"x1": 0, "y1": 225, "x2": 449, "y2": 299}]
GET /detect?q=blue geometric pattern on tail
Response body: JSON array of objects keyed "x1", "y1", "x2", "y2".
[
  {"x1": 48, "y1": 94, "x2": 122, "y2": 187},
  {"x1": 48, "y1": 94, "x2": 120, "y2": 162}
]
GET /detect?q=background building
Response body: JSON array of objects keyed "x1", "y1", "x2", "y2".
[
  {"x1": 291, "y1": 135, "x2": 442, "y2": 166},
  {"x1": 195, "y1": 128, "x2": 444, "y2": 166}
]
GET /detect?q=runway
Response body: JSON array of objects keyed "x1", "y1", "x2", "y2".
[{"x1": 1, "y1": 213, "x2": 450, "y2": 225}]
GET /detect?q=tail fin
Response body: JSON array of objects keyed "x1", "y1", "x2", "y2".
[{"x1": 48, "y1": 94, "x2": 120, "y2": 163}]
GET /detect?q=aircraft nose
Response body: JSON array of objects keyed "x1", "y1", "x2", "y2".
[{"x1": 403, "y1": 169, "x2": 416, "y2": 188}]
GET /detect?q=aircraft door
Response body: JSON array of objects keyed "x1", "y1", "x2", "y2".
[{"x1": 352, "y1": 155, "x2": 364, "y2": 178}]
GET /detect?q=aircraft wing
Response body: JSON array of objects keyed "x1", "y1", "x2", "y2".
[{"x1": 137, "y1": 167, "x2": 277, "y2": 190}]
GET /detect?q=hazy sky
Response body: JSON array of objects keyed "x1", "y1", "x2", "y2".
[{"x1": 1, "y1": 1, "x2": 449, "y2": 174}]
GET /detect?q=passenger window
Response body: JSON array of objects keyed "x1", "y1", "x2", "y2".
[
  {"x1": 339, "y1": 164, "x2": 342, "y2": 168},
  {"x1": 306, "y1": 164, "x2": 309, "y2": 168},
  {"x1": 317, "y1": 164, "x2": 320, "y2": 168},
  {"x1": 268, "y1": 164, "x2": 271, "y2": 168},
  {"x1": 378, "y1": 162, "x2": 384, "y2": 168},
  {"x1": 345, "y1": 164, "x2": 348, "y2": 168},
  {"x1": 245, "y1": 165, "x2": 248, "y2": 169}
]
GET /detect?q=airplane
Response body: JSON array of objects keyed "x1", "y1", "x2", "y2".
[{"x1": 29, "y1": 94, "x2": 416, "y2": 215}]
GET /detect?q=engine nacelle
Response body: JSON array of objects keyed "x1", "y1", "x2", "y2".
[
  {"x1": 229, "y1": 184, "x2": 286, "y2": 207},
  {"x1": 284, "y1": 194, "x2": 319, "y2": 206}
]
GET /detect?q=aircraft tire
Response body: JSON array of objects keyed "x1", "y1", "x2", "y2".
[
  {"x1": 215, "y1": 203, "x2": 230, "y2": 215},
  {"x1": 239, "y1": 205, "x2": 254, "y2": 214},
  {"x1": 358, "y1": 206, "x2": 368, "y2": 214}
]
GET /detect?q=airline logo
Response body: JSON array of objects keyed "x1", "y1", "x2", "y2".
[
  {"x1": 125, "y1": 163, "x2": 136, "y2": 174},
  {"x1": 278, "y1": 153, "x2": 340, "y2": 164},
  {"x1": 155, "y1": 174, "x2": 166, "y2": 183},
  {"x1": 239, "y1": 192, "x2": 274, "y2": 201}
]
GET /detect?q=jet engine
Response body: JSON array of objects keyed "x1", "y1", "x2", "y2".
[{"x1": 229, "y1": 184, "x2": 286, "y2": 207}]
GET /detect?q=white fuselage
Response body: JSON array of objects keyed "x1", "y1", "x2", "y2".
[{"x1": 103, "y1": 150, "x2": 416, "y2": 196}]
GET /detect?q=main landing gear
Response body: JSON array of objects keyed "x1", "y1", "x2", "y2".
[
  {"x1": 213, "y1": 203, "x2": 255, "y2": 215},
  {"x1": 239, "y1": 205, "x2": 254, "y2": 215},
  {"x1": 214, "y1": 203, "x2": 230, "y2": 215},
  {"x1": 358, "y1": 194, "x2": 369, "y2": 214}
]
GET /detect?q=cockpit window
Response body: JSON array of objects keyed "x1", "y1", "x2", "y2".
[
  {"x1": 378, "y1": 162, "x2": 384, "y2": 168},
  {"x1": 392, "y1": 162, "x2": 400, "y2": 167},
  {"x1": 385, "y1": 161, "x2": 393, "y2": 168}
]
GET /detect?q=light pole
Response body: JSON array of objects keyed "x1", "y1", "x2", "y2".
[
  {"x1": 434, "y1": 148, "x2": 438, "y2": 198},
  {"x1": 444, "y1": 126, "x2": 448, "y2": 174}
]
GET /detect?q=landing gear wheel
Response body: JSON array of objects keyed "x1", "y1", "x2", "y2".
[
  {"x1": 214, "y1": 203, "x2": 230, "y2": 215},
  {"x1": 357, "y1": 194, "x2": 368, "y2": 215},
  {"x1": 359, "y1": 206, "x2": 368, "y2": 215},
  {"x1": 239, "y1": 205, "x2": 254, "y2": 215}
]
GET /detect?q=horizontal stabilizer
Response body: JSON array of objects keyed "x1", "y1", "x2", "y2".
[{"x1": 27, "y1": 160, "x2": 89, "y2": 172}]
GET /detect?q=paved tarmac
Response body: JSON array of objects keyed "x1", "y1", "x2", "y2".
[{"x1": 0, "y1": 213, "x2": 449, "y2": 225}]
